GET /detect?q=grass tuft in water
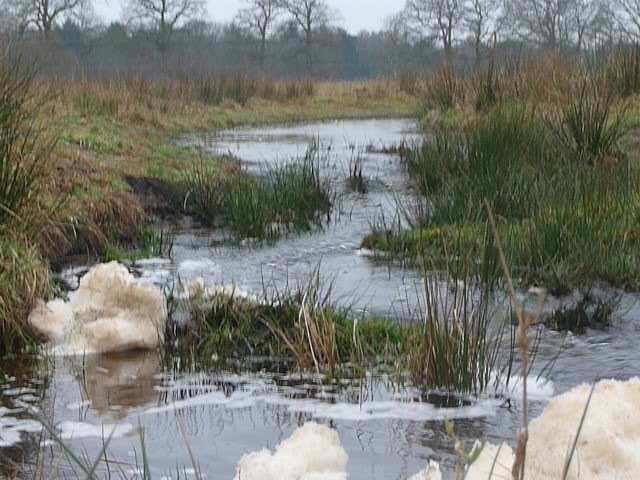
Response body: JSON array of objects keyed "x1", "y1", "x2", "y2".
[{"x1": 184, "y1": 143, "x2": 333, "y2": 242}]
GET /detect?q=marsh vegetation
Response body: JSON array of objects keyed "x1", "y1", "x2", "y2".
[{"x1": 2, "y1": 32, "x2": 640, "y2": 480}]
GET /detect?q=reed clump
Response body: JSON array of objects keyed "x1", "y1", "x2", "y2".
[
  {"x1": 165, "y1": 274, "x2": 407, "y2": 374},
  {"x1": 369, "y1": 67, "x2": 639, "y2": 291},
  {"x1": 0, "y1": 54, "x2": 58, "y2": 353},
  {"x1": 183, "y1": 144, "x2": 333, "y2": 241}
]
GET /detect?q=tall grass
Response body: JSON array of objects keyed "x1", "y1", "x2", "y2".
[
  {"x1": 375, "y1": 79, "x2": 638, "y2": 290},
  {"x1": 184, "y1": 144, "x2": 333, "y2": 241},
  {"x1": 165, "y1": 270, "x2": 404, "y2": 374},
  {"x1": 0, "y1": 238, "x2": 49, "y2": 353},
  {"x1": 424, "y1": 65, "x2": 465, "y2": 112},
  {"x1": 0, "y1": 54, "x2": 57, "y2": 354},
  {"x1": 64, "y1": 73, "x2": 317, "y2": 118},
  {"x1": 0, "y1": 56, "x2": 53, "y2": 228},
  {"x1": 404, "y1": 230, "x2": 511, "y2": 395},
  {"x1": 403, "y1": 107, "x2": 553, "y2": 225},
  {"x1": 548, "y1": 76, "x2": 627, "y2": 165}
]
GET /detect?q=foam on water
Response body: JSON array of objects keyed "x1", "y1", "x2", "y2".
[
  {"x1": 57, "y1": 421, "x2": 136, "y2": 440},
  {"x1": 29, "y1": 262, "x2": 167, "y2": 355},
  {"x1": 467, "y1": 377, "x2": 640, "y2": 479},
  {"x1": 142, "y1": 374, "x2": 503, "y2": 423}
]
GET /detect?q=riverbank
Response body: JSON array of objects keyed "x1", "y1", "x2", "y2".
[
  {"x1": 363, "y1": 51, "x2": 640, "y2": 295},
  {"x1": 0, "y1": 71, "x2": 417, "y2": 355}
]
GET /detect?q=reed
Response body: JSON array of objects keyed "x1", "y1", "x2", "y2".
[
  {"x1": 0, "y1": 54, "x2": 58, "y2": 353},
  {"x1": 184, "y1": 143, "x2": 333, "y2": 241},
  {"x1": 548, "y1": 75, "x2": 627, "y2": 165}
]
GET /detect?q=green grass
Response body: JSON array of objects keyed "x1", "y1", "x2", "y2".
[
  {"x1": 183, "y1": 144, "x2": 333, "y2": 241},
  {"x1": 0, "y1": 236, "x2": 50, "y2": 354},
  {"x1": 0, "y1": 55, "x2": 58, "y2": 354},
  {"x1": 101, "y1": 224, "x2": 174, "y2": 262},
  {"x1": 368, "y1": 95, "x2": 640, "y2": 292}
]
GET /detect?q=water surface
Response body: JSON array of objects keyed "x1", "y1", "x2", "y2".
[{"x1": 2, "y1": 118, "x2": 639, "y2": 479}]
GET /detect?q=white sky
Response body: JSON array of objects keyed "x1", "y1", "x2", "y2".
[{"x1": 92, "y1": 0, "x2": 402, "y2": 34}]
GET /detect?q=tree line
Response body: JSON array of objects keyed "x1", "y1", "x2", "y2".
[{"x1": 0, "y1": 0, "x2": 639, "y2": 79}]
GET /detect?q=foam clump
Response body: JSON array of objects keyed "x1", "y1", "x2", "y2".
[
  {"x1": 29, "y1": 262, "x2": 167, "y2": 355},
  {"x1": 234, "y1": 422, "x2": 349, "y2": 480},
  {"x1": 180, "y1": 277, "x2": 259, "y2": 303},
  {"x1": 406, "y1": 462, "x2": 442, "y2": 480},
  {"x1": 467, "y1": 377, "x2": 640, "y2": 480}
]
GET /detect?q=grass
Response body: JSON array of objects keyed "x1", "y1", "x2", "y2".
[
  {"x1": 347, "y1": 152, "x2": 368, "y2": 194},
  {"x1": 183, "y1": 143, "x2": 334, "y2": 241},
  {"x1": 0, "y1": 55, "x2": 58, "y2": 355},
  {"x1": 0, "y1": 63, "x2": 417, "y2": 356},
  {"x1": 545, "y1": 291, "x2": 617, "y2": 334},
  {"x1": 548, "y1": 76, "x2": 627, "y2": 165},
  {"x1": 0, "y1": 236, "x2": 50, "y2": 354},
  {"x1": 101, "y1": 224, "x2": 174, "y2": 262},
  {"x1": 366, "y1": 82, "x2": 640, "y2": 291},
  {"x1": 164, "y1": 270, "x2": 409, "y2": 374},
  {"x1": 164, "y1": 246, "x2": 515, "y2": 396}
]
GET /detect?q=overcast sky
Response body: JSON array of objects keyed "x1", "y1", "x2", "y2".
[{"x1": 93, "y1": 0, "x2": 401, "y2": 34}]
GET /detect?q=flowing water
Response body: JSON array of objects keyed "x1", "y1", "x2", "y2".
[{"x1": 2, "y1": 118, "x2": 639, "y2": 479}]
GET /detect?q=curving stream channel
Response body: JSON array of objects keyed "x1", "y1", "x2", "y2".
[{"x1": 1, "y1": 118, "x2": 639, "y2": 479}]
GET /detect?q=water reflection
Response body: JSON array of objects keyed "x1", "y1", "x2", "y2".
[{"x1": 67, "y1": 351, "x2": 161, "y2": 419}]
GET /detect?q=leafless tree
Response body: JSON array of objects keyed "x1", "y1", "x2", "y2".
[
  {"x1": 568, "y1": 0, "x2": 600, "y2": 50},
  {"x1": 615, "y1": 0, "x2": 640, "y2": 40},
  {"x1": 463, "y1": 0, "x2": 502, "y2": 64},
  {"x1": 590, "y1": 0, "x2": 619, "y2": 45},
  {"x1": 503, "y1": 0, "x2": 573, "y2": 50},
  {"x1": 282, "y1": 0, "x2": 331, "y2": 72},
  {"x1": 404, "y1": 0, "x2": 464, "y2": 61},
  {"x1": 125, "y1": 0, "x2": 204, "y2": 54},
  {"x1": 236, "y1": 0, "x2": 282, "y2": 71},
  {"x1": 5, "y1": 0, "x2": 86, "y2": 36}
]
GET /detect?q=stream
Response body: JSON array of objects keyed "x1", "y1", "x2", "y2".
[{"x1": 1, "y1": 118, "x2": 639, "y2": 479}]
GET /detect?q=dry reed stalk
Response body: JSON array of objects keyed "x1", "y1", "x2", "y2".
[{"x1": 484, "y1": 199, "x2": 544, "y2": 480}]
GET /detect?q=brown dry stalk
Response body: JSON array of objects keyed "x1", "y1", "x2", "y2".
[{"x1": 484, "y1": 200, "x2": 529, "y2": 480}]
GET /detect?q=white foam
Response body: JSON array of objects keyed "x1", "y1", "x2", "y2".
[
  {"x1": 56, "y1": 421, "x2": 135, "y2": 440},
  {"x1": 235, "y1": 422, "x2": 444, "y2": 480},
  {"x1": 178, "y1": 259, "x2": 218, "y2": 274},
  {"x1": 466, "y1": 377, "x2": 640, "y2": 479},
  {"x1": 234, "y1": 422, "x2": 349, "y2": 480},
  {"x1": 143, "y1": 374, "x2": 499, "y2": 423},
  {"x1": 262, "y1": 396, "x2": 499, "y2": 422},
  {"x1": 29, "y1": 262, "x2": 167, "y2": 355}
]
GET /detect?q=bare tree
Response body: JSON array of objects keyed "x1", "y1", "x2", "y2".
[
  {"x1": 404, "y1": 0, "x2": 464, "y2": 61},
  {"x1": 236, "y1": 0, "x2": 282, "y2": 71},
  {"x1": 282, "y1": 0, "x2": 331, "y2": 73},
  {"x1": 5, "y1": 0, "x2": 86, "y2": 36},
  {"x1": 568, "y1": 0, "x2": 600, "y2": 51},
  {"x1": 463, "y1": 0, "x2": 501, "y2": 65},
  {"x1": 503, "y1": 0, "x2": 574, "y2": 50},
  {"x1": 125, "y1": 0, "x2": 204, "y2": 54},
  {"x1": 615, "y1": 0, "x2": 640, "y2": 40},
  {"x1": 591, "y1": 0, "x2": 619, "y2": 45}
]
